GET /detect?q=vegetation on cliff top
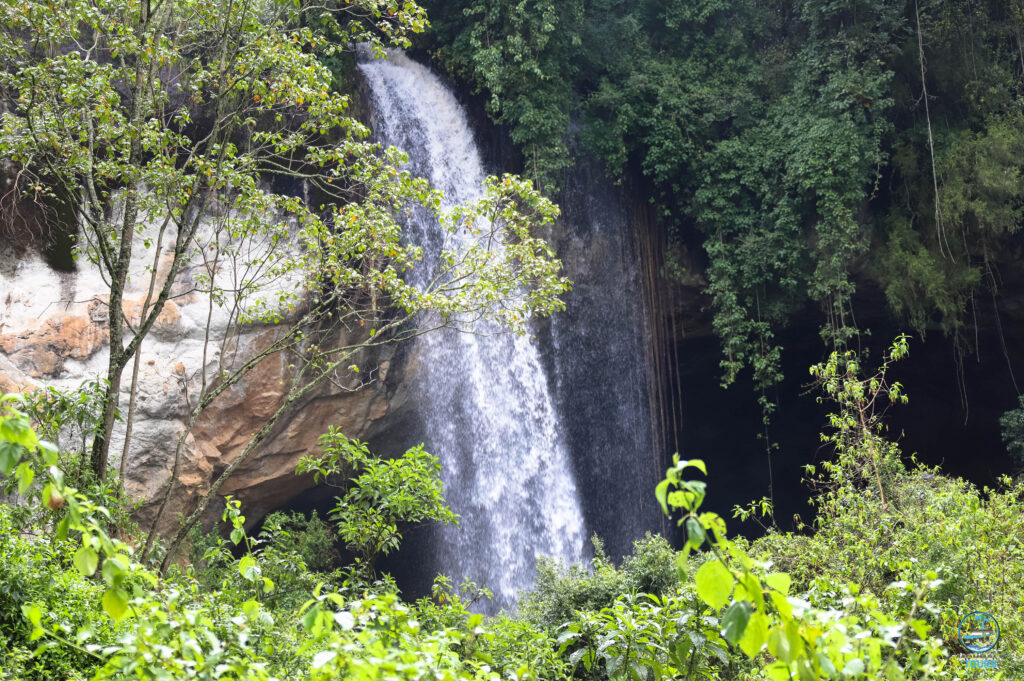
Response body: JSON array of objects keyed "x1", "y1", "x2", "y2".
[{"x1": 421, "y1": 0, "x2": 1024, "y2": 394}]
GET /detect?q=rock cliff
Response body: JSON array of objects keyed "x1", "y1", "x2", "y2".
[{"x1": 0, "y1": 242, "x2": 411, "y2": 534}]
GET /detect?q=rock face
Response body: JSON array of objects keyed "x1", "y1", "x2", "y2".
[
  {"x1": 538, "y1": 156, "x2": 671, "y2": 559},
  {"x1": 0, "y1": 241, "x2": 411, "y2": 535}
]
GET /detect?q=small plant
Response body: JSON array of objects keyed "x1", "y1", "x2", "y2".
[
  {"x1": 298, "y1": 428, "x2": 458, "y2": 575},
  {"x1": 519, "y1": 533, "x2": 679, "y2": 630},
  {"x1": 808, "y1": 333, "x2": 911, "y2": 511},
  {"x1": 999, "y1": 395, "x2": 1024, "y2": 469}
]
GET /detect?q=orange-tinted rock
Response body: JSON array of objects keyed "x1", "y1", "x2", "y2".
[
  {"x1": 123, "y1": 298, "x2": 182, "y2": 335},
  {"x1": 0, "y1": 249, "x2": 410, "y2": 541},
  {"x1": 0, "y1": 314, "x2": 107, "y2": 377}
]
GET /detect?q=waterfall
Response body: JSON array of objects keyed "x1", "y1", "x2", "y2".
[{"x1": 358, "y1": 51, "x2": 586, "y2": 607}]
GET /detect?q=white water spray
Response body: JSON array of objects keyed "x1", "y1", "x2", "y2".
[{"x1": 359, "y1": 51, "x2": 586, "y2": 606}]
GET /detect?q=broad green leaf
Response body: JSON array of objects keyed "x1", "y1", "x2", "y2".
[
  {"x1": 765, "y1": 572, "x2": 791, "y2": 595},
  {"x1": 38, "y1": 440, "x2": 58, "y2": 465},
  {"x1": 569, "y1": 647, "x2": 589, "y2": 670},
  {"x1": 909, "y1": 618, "x2": 930, "y2": 639},
  {"x1": 73, "y1": 546, "x2": 98, "y2": 576},
  {"x1": 238, "y1": 555, "x2": 260, "y2": 582},
  {"x1": 768, "y1": 626, "x2": 793, "y2": 663},
  {"x1": 302, "y1": 604, "x2": 321, "y2": 631},
  {"x1": 15, "y1": 461, "x2": 34, "y2": 494},
  {"x1": 557, "y1": 629, "x2": 580, "y2": 646},
  {"x1": 816, "y1": 651, "x2": 839, "y2": 678},
  {"x1": 21, "y1": 604, "x2": 41, "y2": 628},
  {"x1": 769, "y1": 591, "x2": 792, "y2": 619},
  {"x1": 102, "y1": 588, "x2": 129, "y2": 623},
  {"x1": 785, "y1": 620, "x2": 806, "y2": 661},
  {"x1": 0, "y1": 441, "x2": 20, "y2": 476},
  {"x1": 764, "y1": 661, "x2": 791, "y2": 681},
  {"x1": 685, "y1": 517, "x2": 705, "y2": 549},
  {"x1": 241, "y1": 600, "x2": 261, "y2": 619},
  {"x1": 721, "y1": 601, "x2": 753, "y2": 644},
  {"x1": 654, "y1": 479, "x2": 670, "y2": 516},
  {"x1": 739, "y1": 611, "x2": 769, "y2": 658},
  {"x1": 868, "y1": 639, "x2": 881, "y2": 667},
  {"x1": 678, "y1": 458, "x2": 707, "y2": 475},
  {"x1": 606, "y1": 654, "x2": 623, "y2": 677},
  {"x1": 42, "y1": 483, "x2": 58, "y2": 510},
  {"x1": 738, "y1": 572, "x2": 764, "y2": 608},
  {"x1": 102, "y1": 555, "x2": 128, "y2": 586},
  {"x1": 675, "y1": 551, "x2": 690, "y2": 577},
  {"x1": 842, "y1": 658, "x2": 865, "y2": 676},
  {"x1": 0, "y1": 417, "x2": 36, "y2": 448},
  {"x1": 55, "y1": 516, "x2": 70, "y2": 542},
  {"x1": 312, "y1": 650, "x2": 337, "y2": 668},
  {"x1": 334, "y1": 611, "x2": 354, "y2": 630},
  {"x1": 698, "y1": 511, "x2": 728, "y2": 540},
  {"x1": 695, "y1": 559, "x2": 733, "y2": 610}
]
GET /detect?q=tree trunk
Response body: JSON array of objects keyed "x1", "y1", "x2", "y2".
[{"x1": 88, "y1": 0, "x2": 153, "y2": 480}]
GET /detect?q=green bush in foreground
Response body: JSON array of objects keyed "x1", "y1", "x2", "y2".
[
  {"x1": 2, "y1": 336, "x2": 1021, "y2": 680},
  {"x1": 531, "y1": 337, "x2": 1017, "y2": 680}
]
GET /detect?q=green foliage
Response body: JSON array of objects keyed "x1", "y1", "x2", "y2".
[
  {"x1": 541, "y1": 337, "x2": 1015, "y2": 681},
  {"x1": 261, "y1": 510, "x2": 337, "y2": 574},
  {"x1": 423, "y1": 0, "x2": 582, "y2": 192},
  {"x1": 999, "y1": 395, "x2": 1024, "y2": 468},
  {"x1": 657, "y1": 449, "x2": 949, "y2": 681},
  {"x1": 752, "y1": 337, "x2": 1024, "y2": 679},
  {"x1": 0, "y1": 506, "x2": 116, "y2": 681},
  {"x1": 298, "y1": 428, "x2": 458, "y2": 574},
  {"x1": 0, "y1": 391, "x2": 569, "y2": 679},
  {"x1": 808, "y1": 334, "x2": 911, "y2": 511},
  {"x1": 9, "y1": 329, "x2": 1024, "y2": 681},
  {"x1": 518, "y1": 533, "x2": 679, "y2": 629},
  {"x1": 754, "y1": 340, "x2": 1024, "y2": 677},
  {"x1": 423, "y1": 0, "x2": 1024, "y2": 398},
  {"x1": 1, "y1": 382, "x2": 140, "y2": 542},
  {"x1": 874, "y1": 219, "x2": 980, "y2": 337},
  {"x1": 556, "y1": 591, "x2": 728, "y2": 681},
  {"x1": 691, "y1": 0, "x2": 900, "y2": 387},
  {"x1": 19, "y1": 379, "x2": 110, "y2": 462}
]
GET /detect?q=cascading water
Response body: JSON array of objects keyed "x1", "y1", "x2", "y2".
[{"x1": 358, "y1": 50, "x2": 586, "y2": 607}]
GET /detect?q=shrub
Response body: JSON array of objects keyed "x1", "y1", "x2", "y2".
[
  {"x1": 0, "y1": 507, "x2": 115, "y2": 681},
  {"x1": 518, "y1": 534, "x2": 679, "y2": 631}
]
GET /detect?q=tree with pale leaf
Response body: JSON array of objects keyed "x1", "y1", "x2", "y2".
[{"x1": 0, "y1": 0, "x2": 570, "y2": 565}]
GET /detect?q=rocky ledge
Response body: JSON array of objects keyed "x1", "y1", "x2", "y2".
[{"x1": 0, "y1": 246, "x2": 413, "y2": 536}]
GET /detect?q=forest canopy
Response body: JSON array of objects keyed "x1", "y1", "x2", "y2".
[{"x1": 420, "y1": 0, "x2": 1024, "y2": 390}]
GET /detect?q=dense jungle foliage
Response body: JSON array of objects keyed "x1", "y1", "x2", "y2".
[
  {"x1": 420, "y1": 0, "x2": 1024, "y2": 392},
  {"x1": 2, "y1": 0, "x2": 1023, "y2": 678},
  {"x1": 3, "y1": 337, "x2": 1023, "y2": 680}
]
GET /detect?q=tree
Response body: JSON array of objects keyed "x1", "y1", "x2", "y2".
[
  {"x1": 422, "y1": 0, "x2": 583, "y2": 192},
  {"x1": 298, "y1": 427, "x2": 457, "y2": 575},
  {"x1": 0, "y1": 0, "x2": 571, "y2": 559},
  {"x1": 0, "y1": 0, "x2": 422, "y2": 480}
]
